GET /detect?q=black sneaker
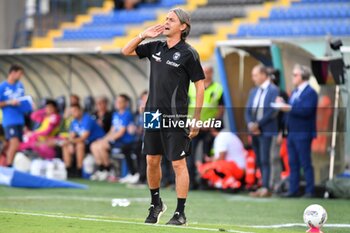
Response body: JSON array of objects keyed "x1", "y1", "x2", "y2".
[
  {"x1": 166, "y1": 212, "x2": 187, "y2": 226},
  {"x1": 144, "y1": 199, "x2": 167, "y2": 224}
]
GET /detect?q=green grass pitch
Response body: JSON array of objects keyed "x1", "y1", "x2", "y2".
[{"x1": 1, "y1": 180, "x2": 349, "y2": 233}]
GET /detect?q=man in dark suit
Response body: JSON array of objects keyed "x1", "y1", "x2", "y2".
[
  {"x1": 245, "y1": 65, "x2": 279, "y2": 197},
  {"x1": 276, "y1": 64, "x2": 318, "y2": 198}
]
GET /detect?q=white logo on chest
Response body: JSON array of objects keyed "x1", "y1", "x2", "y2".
[
  {"x1": 152, "y1": 51, "x2": 162, "y2": 62},
  {"x1": 173, "y1": 52, "x2": 181, "y2": 61},
  {"x1": 166, "y1": 60, "x2": 180, "y2": 67},
  {"x1": 4, "y1": 87, "x2": 24, "y2": 99}
]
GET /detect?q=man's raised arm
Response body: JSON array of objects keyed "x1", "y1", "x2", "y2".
[{"x1": 121, "y1": 24, "x2": 164, "y2": 56}]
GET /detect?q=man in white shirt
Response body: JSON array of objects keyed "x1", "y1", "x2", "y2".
[{"x1": 197, "y1": 128, "x2": 246, "y2": 190}]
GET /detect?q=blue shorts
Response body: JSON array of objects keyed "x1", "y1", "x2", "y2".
[{"x1": 4, "y1": 125, "x2": 23, "y2": 141}]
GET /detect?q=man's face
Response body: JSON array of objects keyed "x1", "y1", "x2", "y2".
[
  {"x1": 70, "y1": 107, "x2": 81, "y2": 119},
  {"x1": 96, "y1": 99, "x2": 107, "y2": 112},
  {"x1": 11, "y1": 70, "x2": 23, "y2": 82},
  {"x1": 251, "y1": 67, "x2": 266, "y2": 86},
  {"x1": 203, "y1": 66, "x2": 213, "y2": 84},
  {"x1": 292, "y1": 68, "x2": 303, "y2": 86},
  {"x1": 115, "y1": 96, "x2": 127, "y2": 111},
  {"x1": 163, "y1": 11, "x2": 186, "y2": 38},
  {"x1": 70, "y1": 96, "x2": 79, "y2": 105}
]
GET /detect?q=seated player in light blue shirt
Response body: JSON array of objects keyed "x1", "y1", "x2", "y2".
[
  {"x1": 0, "y1": 64, "x2": 29, "y2": 167},
  {"x1": 90, "y1": 94, "x2": 135, "y2": 181},
  {"x1": 61, "y1": 103, "x2": 105, "y2": 177}
]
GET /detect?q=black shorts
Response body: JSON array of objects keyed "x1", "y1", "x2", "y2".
[
  {"x1": 85, "y1": 143, "x2": 92, "y2": 153},
  {"x1": 142, "y1": 128, "x2": 191, "y2": 161},
  {"x1": 4, "y1": 125, "x2": 23, "y2": 141},
  {"x1": 109, "y1": 141, "x2": 133, "y2": 156}
]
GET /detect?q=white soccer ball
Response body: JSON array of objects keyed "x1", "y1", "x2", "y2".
[{"x1": 303, "y1": 204, "x2": 328, "y2": 228}]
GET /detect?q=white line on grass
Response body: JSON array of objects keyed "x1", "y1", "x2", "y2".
[
  {"x1": 1, "y1": 195, "x2": 149, "y2": 202},
  {"x1": 0, "y1": 210, "x2": 253, "y2": 233},
  {"x1": 6, "y1": 195, "x2": 272, "y2": 203},
  {"x1": 224, "y1": 195, "x2": 276, "y2": 202},
  {"x1": 240, "y1": 223, "x2": 350, "y2": 228}
]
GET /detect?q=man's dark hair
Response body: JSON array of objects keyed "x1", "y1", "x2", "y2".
[
  {"x1": 119, "y1": 94, "x2": 130, "y2": 103},
  {"x1": 70, "y1": 103, "x2": 82, "y2": 109},
  {"x1": 211, "y1": 121, "x2": 225, "y2": 133},
  {"x1": 267, "y1": 67, "x2": 281, "y2": 86},
  {"x1": 140, "y1": 90, "x2": 148, "y2": 97},
  {"x1": 171, "y1": 8, "x2": 191, "y2": 40},
  {"x1": 70, "y1": 94, "x2": 80, "y2": 104},
  {"x1": 45, "y1": 99, "x2": 58, "y2": 110},
  {"x1": 255, "y1": 64, "x2": 268, "y2": 76},
  {"x1": 8, "y1": 64, "x2": 24, "y2": 74}
]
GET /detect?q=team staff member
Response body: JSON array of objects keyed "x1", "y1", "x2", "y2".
[
  {"x1": 93, "y1": 96, "x2": 112, "y2": 134},
  {"x1": 90, "y1": 94, "x2": 135, "y2": 182},
  {"x1": 245, "y1": 65, "x2": 279, "y2": 197},
  {"x1": 62, "y1": 104, "x2": 105, "y2": 177},
  {"x1": 0, "y1": 64, "x2": 27, "y2": 167},
  {"x1": 276, "y1": 64, "x2": 318, "y2": 198},
  {"x1": 122, "y1": 8, "x2": 205, "y2": 225},
  {"x1": 188, "y1": 64, "x2": 224, "y2": 190}
]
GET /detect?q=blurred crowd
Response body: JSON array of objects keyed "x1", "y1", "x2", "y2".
[
  {"x1": 0, "y1": 63, "x2": 319, "y2": 198},
  {"x1": 0, "y1": 65, "x2": 150, "y2": 184}
]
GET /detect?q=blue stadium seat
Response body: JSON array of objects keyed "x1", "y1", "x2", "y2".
[
  {"x1": 57, "y1": 0, "x2": 185, "y2": 41},
  {"x1": 159, "y1": 0, "x2": 186, "y2": 7},
  {"x1": 301, "y1": 0, "x2": 348, "y2": 2},
  {"x1": 269, "y1": 3, "x2": 350, "y2": 20},
  {"x1": 59, "y1": 26, "x2": 126, "y2": 40},
  {"x1": 235, "y1": 0, "x2": 350, "y2": 38},
  {"x1": 235, "y1": 18, "x2": 350, "y2": 37}
]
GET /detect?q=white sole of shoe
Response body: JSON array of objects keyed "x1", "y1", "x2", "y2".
[{"x1": 156, "y1": 204, "x2": 167, "y2": 224}]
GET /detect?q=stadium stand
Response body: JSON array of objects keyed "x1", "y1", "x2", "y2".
[
  {"x1": 37, "y1": 0, "x2": 187, "y2": 45},
  {"x1": 109, "y1": 0, "x2": 273, "y2": 60},
  {"x1": 32, "y1": 0, "x2": 279, "y2": 60},
  {"x1": 189, "y1": 0, "x2": 250, "y2": 37},
  {"x1": 231, "y1": 0, "x2": 350, "y2": 37},
  {"x1": 33, "y1": 0, "x2": 315, "y2": 60},
  {"x1": 31, "y1": 0, "x2": 115, "y2": 48},
  {"x1": 56, "y1": 3, "x2": 163, "y2": 41}
]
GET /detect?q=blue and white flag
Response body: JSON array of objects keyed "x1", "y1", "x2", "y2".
[{"x1": 0, "y1": 166, "x2": 87, "y2": 189}]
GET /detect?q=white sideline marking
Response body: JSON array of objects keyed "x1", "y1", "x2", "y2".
[
  {"x1": 241, "y1": 223, "x2": 350, "y2": 228},
  {"x1": 1, "y1": 195, "x2": 149, "y2": 202},
  {"x1": 225, "y1": 195, "x2": 276, "y2": 203},
  {"x1": 4, "y1": 195, "x2": 274, "y2": 203},
  {"x1": 0, "y1": 210, "x2": 253, "y2": 233},
  {"x1": 2, "y1": 209, "x2": 349, "y2": 231}
]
